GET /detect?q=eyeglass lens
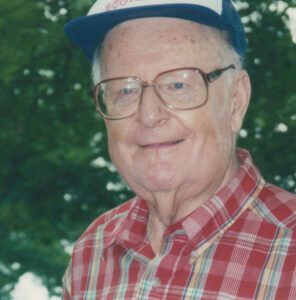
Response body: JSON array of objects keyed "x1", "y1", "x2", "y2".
[{"x1": 95, "y1": 69, "x2": 207, "y2": 119}]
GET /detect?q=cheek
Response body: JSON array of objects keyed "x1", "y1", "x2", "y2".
[
  {"x1": 186, "y1": 105, "x2": 221, "y2": 138},
  {"x1": 190, "y1": 105, "x2": 232, "y2": 154},
  {"x1": 106, "y1": 122, "x2": 134, "y2": 167},
  {"x1": 107, "y1": 132, "x2": 117, "y2": 159},
  {"x1": 210, "y1": 90, "x2": 233, "y2": 136},
  {"x1": 106, "y1": 120, "x2": 129, "y2": 145},
  {"x1": 106, "y1": 123, "x2": 123, "y2": 158}
]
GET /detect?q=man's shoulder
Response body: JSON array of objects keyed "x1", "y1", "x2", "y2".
[
  {"x1": 256, "y1": 183, "x2": 296, "y2": 230},
  {"x1": 76, "y1": 197, "x2": 139, "y2": 245}
]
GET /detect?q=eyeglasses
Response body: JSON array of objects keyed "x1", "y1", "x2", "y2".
[{"x1": 92, "y1": 64, "x2": 235, "y2": 120}]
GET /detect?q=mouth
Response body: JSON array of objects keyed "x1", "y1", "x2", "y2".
[{"x1": 139, "y1": 139, "x2": 185, "y2": 149}]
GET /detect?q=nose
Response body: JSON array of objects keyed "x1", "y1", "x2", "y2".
[{"x1": 136, "y1": 86, "x2": 170, "y2": 128}]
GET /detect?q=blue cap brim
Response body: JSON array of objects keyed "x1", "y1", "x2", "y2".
[{"x1": 64, "y1": 4, "x2": 246, "y2": 61}]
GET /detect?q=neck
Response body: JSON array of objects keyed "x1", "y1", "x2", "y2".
[{"x1": 146, "y1": 152, "x2": 240, "y2": 254}]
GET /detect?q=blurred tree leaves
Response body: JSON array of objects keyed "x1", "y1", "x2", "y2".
[
  {"x1": 238, "y1": 0, "x2": 296, "y2": 191},
  {"x1": 0, "y1": 0, "x2": 132, "y2": 298},
  {"x1": 0, "y1": 0, "x2": 295, "y2": 298}
]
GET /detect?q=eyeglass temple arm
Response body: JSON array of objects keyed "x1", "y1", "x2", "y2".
[{"x1": 206, "y1": 64, "x2": 235, "y2": 83}]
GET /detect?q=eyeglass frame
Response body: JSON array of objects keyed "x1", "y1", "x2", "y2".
[{"x1": 92, "y1": 64, "x2": 235, "y2": 120}]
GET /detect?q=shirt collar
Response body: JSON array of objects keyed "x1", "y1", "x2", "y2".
[
  {"x1": 181, "y1": 148, "x2": 264, "y2": 249},
  {"x1": 103, "y1": 197, "x2": 150, "y2": 250},
  {"x1": 103, "y1": 148, "x2": 264, "y2": 251}
]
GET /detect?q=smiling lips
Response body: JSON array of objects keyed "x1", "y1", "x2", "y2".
[{"x1": 139, "y1": 139, "x2": 185, "y2": 149}]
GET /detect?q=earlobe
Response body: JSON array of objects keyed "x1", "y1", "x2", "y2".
[{"x1": 230, "y1": 70, "x2": 251, "y2": 133}]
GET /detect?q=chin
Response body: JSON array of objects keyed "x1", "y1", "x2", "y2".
[{"x1": 133, "y1": 168, "x2": 181, "y2": 193}]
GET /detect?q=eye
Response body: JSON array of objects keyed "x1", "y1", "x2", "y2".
[
  {"x1": 117, "y1": 86, "x2": 138, "y2": 97},
  {"x1": 121, "y1": 87, "x2": 134, "y2": 95},
  {"x1": 112, "y1": 84, "x2": 140, "y2": 105},
  {"x1": 171, "y1": 82, "x2": 185, "y2": 90},
  {"x1": 164, "y1": 81, "x2": 188, "y2": 93}
]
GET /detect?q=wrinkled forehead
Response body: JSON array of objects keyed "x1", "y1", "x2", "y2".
[{"x1": 101, "y1": 17, "x2": 228, "y2": 61}]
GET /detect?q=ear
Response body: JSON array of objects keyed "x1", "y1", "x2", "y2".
[{"x1": 230, "y1": 69, "x2": 251, "y2": 133}]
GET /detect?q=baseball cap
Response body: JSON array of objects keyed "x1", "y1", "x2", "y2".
[{"x1": 64, "y1": 0, "x2": 246, "y2": 61}]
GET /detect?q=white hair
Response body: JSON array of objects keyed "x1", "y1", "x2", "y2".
[{"x1": 92, "y1": 46, "x2": 104, "y2": 85}]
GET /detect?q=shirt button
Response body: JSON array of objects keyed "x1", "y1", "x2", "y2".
[{"x1": 152, "y1": 278, "x2": 161, "y2": 287}]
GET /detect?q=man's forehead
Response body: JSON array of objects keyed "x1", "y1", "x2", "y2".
[
  {"x1": 103, "y1": 17, "x2": 222, "y2": 49},
  {"x1": 99, "y1": 18, "x2": 228, "y2": 79}
]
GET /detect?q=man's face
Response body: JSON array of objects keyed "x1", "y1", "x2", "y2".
[{"x1": 100, "y1": 18, "x2": 248, "y2": 200}]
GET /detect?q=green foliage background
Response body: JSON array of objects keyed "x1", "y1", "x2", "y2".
[{"x1": 0, "y1": 0, "x2": 295, "y2": 298}]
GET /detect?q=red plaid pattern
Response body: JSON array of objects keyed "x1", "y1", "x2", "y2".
[{"x1": 62, "y1": 149, "x2": 296, "y2": 299}]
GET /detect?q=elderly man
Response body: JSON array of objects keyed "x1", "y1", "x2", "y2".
[{"x1": 63, "y1": 1, "x2": 296, "y2": 299}]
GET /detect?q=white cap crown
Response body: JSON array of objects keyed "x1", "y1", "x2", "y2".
[{"x1": 88, "y1": 0, "x2": 222, "y2": 16}]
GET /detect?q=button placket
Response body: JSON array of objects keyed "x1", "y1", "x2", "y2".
[
  {"x1": 151, "y1": 277, "x2": 161, "y2": 288},
  {"x1": 135, "y1": 255, "x2": 163, "y2": 298}
]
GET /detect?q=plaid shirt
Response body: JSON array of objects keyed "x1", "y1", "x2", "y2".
[{"x1": 62, "y1": 149, "x2": 296, "y2": 300}]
